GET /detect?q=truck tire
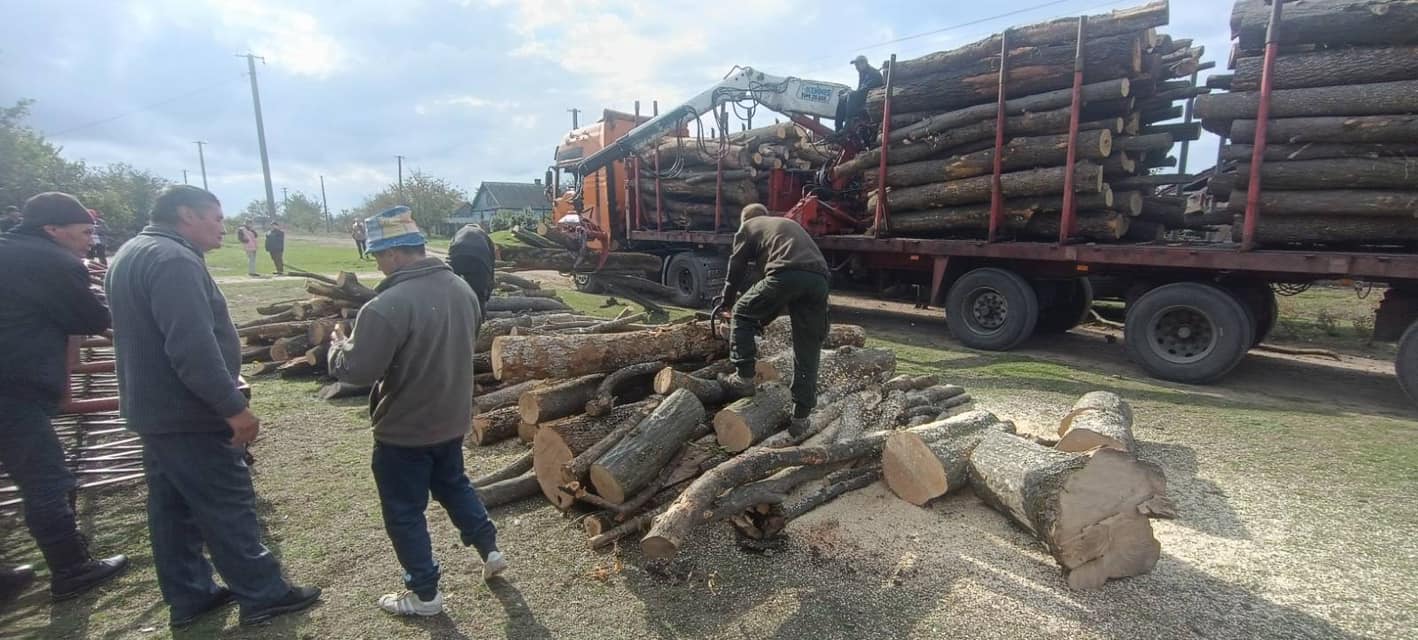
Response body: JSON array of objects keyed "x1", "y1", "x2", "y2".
[
  {"x1": 573, "y1": 273, "x2": 603, "y2": 294},
  {"x1": 1124, "y1": 282, "x2": 1254, "y2": 384},
  {"x1": 1226, "y1": 283, "x2": 1278, "y2": 347},
  {"x1": 664, "y1": 253, "x2": 725, "y2": 308},
  {"x1": 1395, "y1": 319, "x2": 1418, "y2": 407},
  {"x1": 945, "y1": 268, "x2": 1040, "y2": 351},
  {"x1": 1035, "y1": 279, "x2": 1094, "y2": 334}
]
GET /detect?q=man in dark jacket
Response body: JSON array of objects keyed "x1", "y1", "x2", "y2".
[
  {"x1": 0, "y1": 192, "x2": 130, "y2": 601},
  {"x1": 837, "y1": 55, "x2": 885, "y2": 133},
  {"x1": 106, "y1": 186, "x2": 320, "y2": 628},
  {"x1": 330, "y1": 207, "x2": 503, "y2": 617},
  {"x1": 718, "y1": 204, "x2": 831, "y2": 436},
  {"x1": 447, "y1": 223, "x2": 497, "y2": 304},
  {"x1": 265, "y1": 222, "x2": 286, "y2": 275}
]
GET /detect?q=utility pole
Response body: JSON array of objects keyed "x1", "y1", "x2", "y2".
[
  {"x1": 239, "y1": 53, "x2": 277, "y2": 220},
  {"x1": 182, "y1": 170, "x2": 189, "y2": 185},
  {"x1": 396, "y1": 155, "x2": 405, "y2": 203},
  {"x1": 193, "y1": 141, "x2": 209, "y2": 190},
  {"x1": 568, "y1": 108, "x2": 580, "y2": 129},
  {"x1": 319, "y1": 175, "x2": 330, "y2": 233},
  {"x1": 281, "y1": 186, "x2": 289, "y2": 218}
]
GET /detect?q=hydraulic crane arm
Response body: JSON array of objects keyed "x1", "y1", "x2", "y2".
[{"x1": 574, "y1": 67, "x2": 851, "y2": 178}]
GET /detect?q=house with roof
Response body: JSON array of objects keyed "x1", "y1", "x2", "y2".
[{"x1": 442, "y1": 180, "x2": 553, "y2": 235}]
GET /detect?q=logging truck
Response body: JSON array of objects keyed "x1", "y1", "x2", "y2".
[{"x1": 544, "y1": 1, "x2": 1418, "y2": 407}]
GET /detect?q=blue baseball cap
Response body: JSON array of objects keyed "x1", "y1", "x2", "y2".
[{"x1": 364, "y1": 206, "x2": 426, "y2": 253}]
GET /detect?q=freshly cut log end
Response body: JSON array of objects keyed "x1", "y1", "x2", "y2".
[
  {"x1": 472, "y1": 406, "x2": 523, "y2": 446},
  {"x1": 518, "y1": 374, "x2": 605, "y2": 424},
  {"x1": 492, "y1": 322, "x2": 726, "y2": 383},
  {"x1": 532, "y1": 402, "x2": 656, "y2": 510},
  {"x1": 713, "y1": 383, "x2": 793, "y2": 452},
  {"x1": 653, "y1": 367, "x2": 728, "y2": 405},
  {"x1": 967, "y1": 430, "x2": 1172, "y2": 589},
  {"x1": 882, "y1": 410, "x2": 1008, "y2": 506},
  {"x1": 589, "y1": 389, "x2": 707, "y2": 504},
  {"x1": 1055, "y1": 391, "x2": 1137, "y2": 454}
]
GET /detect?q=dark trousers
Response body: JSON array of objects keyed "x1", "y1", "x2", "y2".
[
  {"x1": 730, "y1": 270, "x2": 831, "y2": 417},
  {"x1": 0, "y1": 396, "x2": 79, "y2": 551},
  {"x1": 355, "y1": 239, "x2": 367, "y2": 258},
  {"x1": 141, "y1": 432, "x2": 290, "y2": 615},
  {"x1": 372, "y1": 437, "x2": 498, "y2": 600},
  {"x1": 269, "y1": 251, "x2": 284, "y2": 274}
]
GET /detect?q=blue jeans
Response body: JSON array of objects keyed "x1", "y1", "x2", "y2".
[
  {"x1": 372, "y1": 437, "x2": 498, "y2": 600},
  {"x1": 141, "y1": 432, "x2": 290, "y2": 616},
  {"x1": 0, "y1": 396, "x2": 78, "y2": 550}
]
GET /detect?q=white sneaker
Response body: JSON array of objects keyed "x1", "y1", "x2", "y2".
[
  {"x1": 482, "y1": 551, "x2": 508, "y2": 580},
  {"x1": 377, "y1": 590, "x2": 443, "y2": 616}
]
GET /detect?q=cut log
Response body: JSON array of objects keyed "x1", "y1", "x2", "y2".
[
  {"x1": 1232, "y1": 158, "x2": 1418, "y2": 191},
  {"x1": 882, "y1": 411, "x2": 1011, "y2": 506},
  {"x1": 474, "y1": 379, "x2": 541, "y2": 414},
  {"x1": 755, "y1": 346, "x2": 897, "y2": 395},
  {"x1": 236, "y1": 309, "x2": 298, "y2": 329},
  {"x1": 635, "y1": 178, "x2": 759, "y2": 206},
  {"x1": 885, "y1": 79, "x2": 1131, "y2": 147},
  {"x1": 518, "y1": 374, "x2": 605, "y2": 424},
  {"x1": 1140, "y1": 122, "x2": 1200, "y2": 141},
  {"x1": 1110, "y1": 174, "x2": 1199, "y2": 190},
  {"x1": 869, "y1": 163, "x2": 1104, "y2": 211},
  {"x1": 714, "y1": 383, "x2": 793, "y2": 452},
  {"x1": 1195, "y1": 80, "x2": 1418, "y2": 122},
  {"x1": 472, "y1": 451, "x2": 534, "y2": 486},
  {"x1": 1101, "y1": 152, "x2": 1137, "y2": 177},
  {"x1": 1110, "y1": 190, "x2": 1144, "y2": 217},
  {"x1": 653, "y1": 367, "x2": 730, "y2": 406},
  {"x1": 497, "y1": 244, "x2": 661, "y2": 274},
  {"x1": 1022, "y1": 211, "x2": 1130, "y2": 242},
  {"x1": 589, "y1": 389, "x2": 707, "y2": 504},
  {"x1": 885, "y1": 192, "x2": 1114, "y2": 237},
  {"x1": 237, "y1": 320, "x2": 312, "y2": 341},
  {"x1": 491, "y1": 321, "x2": 726, "y2": 383},
  {"x1": 1247, "y1": 216, "x2": 1418, "y2": 245},
  {"x1": 757, "y1": 317, "x2": 868, "y2": 354},
  {"x1": 584, "y1": 361, "x2": 664, "y2": 417},
  {"x1": 1123, "y1": 220, "x2": 1166, "y2": 242},
  {"x1": 484, "y1": 297, "x2": 572, "y2": 313},
  {"x1": 647, "y1": 139, "x2": 752, "y2": 170},
  {"x1": 882, "y1": 374, "x2": 938, "y2": 393},
  {"x1": 829, "y1": 390, "x2": 882, "y2": 444},
  {"x1": 241, "y1": 346, "x2": 271, "y2": 364},
  {"x1": 305, "y1": 275, "x2": 376, "y2": 304},
  {"x1": 1219, "y1": 143, "x2": 1418, "y2": 163},
  {"x1": 478, "y1": 471, "x2": 540, "y2": 509},
  {"x1": 472, "y1": 406, "x2": 523, "y2": 446},
  {"x1": 558, "y1": 402, "x2": 660, "y2": 487},
  {"x1": 532, "y1": 401, "x2": 658, "y2": 509},
  {"x1": 1225, "y1": 190, "x2": 1418, "y2": 218},
  {"x1": 1231, "y1": 0, "x2": 1418, "y2": 51},
  {"x1": 494, "y1": 273, "x2": 540, "y2": 290},
  {"x1": 1227, "y1": 115, "x2": 1418, "y2": 145},
  {"x1": 317, "y1": 381, "x2": 370, "y2": 401},
  {"x1": 968, "y1": 429, "x2": 1175, "y2": 589},
  {"x1": 1055, "y1": 391, "x2": 1136, "y2": 454},
  {"x1": 268, "y1": 335, "x2": 311, "y2": 362},
  {"x1": 871, "y1": 131, "x2": 1112, "y2": 188},
  {"x1": 1114, "y1": 133, "x2": 1174, "y2": 153},
  {"x1": 1232, "y1": 46, "x2": 1418, "y2": 91}
]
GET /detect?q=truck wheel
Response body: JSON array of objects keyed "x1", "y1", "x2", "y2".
[
  {"x1": 665, "y1": 253, "x2": 723, "y2": 308},
  {"x1": 1124, "y1": 282, "x2": 1254, "y2": 384},
  {"x1": 573, "y1": 273, "x2": 603, "y2": 294},
  {"x1": 1035, "y1": 279, "x2": 1094, "y2": 334},
  {"x1": 1395, "y1": 320, "x2": 1418, "y2": 407},
  {"x1": 945, "y1": 268, "x2": 1040, "y2": 351}
]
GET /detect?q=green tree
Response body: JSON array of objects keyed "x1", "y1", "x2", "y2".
[
  {"x1": 79, "y1": 163, "x2": 170, "y2": 235},
  {"x1": 282, "y1": 192, "x2": 326, "y2": 232},
  {"x1": 352, "y1": 171, "x2": 466, "y2": 235},
  {"x1": 0, "y1": 100, "x2": 85, "y2": 209},
  {"x1": 238, "y1": 199, "x2": 269, "y2": 223}
]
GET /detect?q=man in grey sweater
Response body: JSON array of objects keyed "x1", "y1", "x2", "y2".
[
  {"x1": 105, "y1": 186, "x2": 321, "y2": 628},
  {"x1": 329, "y1": 206, "x2": 504, "y2": 617}
]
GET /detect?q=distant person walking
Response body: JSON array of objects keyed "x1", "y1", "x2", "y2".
[
  {"x1": 237, "y1": 221, "x2": 259, "y2": 276},
  {"x1": 106, "y1": 186, "x2": 320, "y2": 628},
  {"x1": 87, "y1": 209, "x2": 110, "y2": 265},
  {"x1": 265, "y1": 222, "x2": 286, "y2": 275},
  {"x1": 351, "y1": 221, "x2": 368, "y2": 260}
]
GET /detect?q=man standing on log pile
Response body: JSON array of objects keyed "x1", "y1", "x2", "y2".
[
  {"x1": 0, "y1": 192, "x2": 129, "y2": 602},
  {"x1": 448, "y1": 222, "x2": 497, "y2": 305},
  {"x1": 328, "y1": 206, "x2": 505, "y2": 617},
  {"x1": 836, "y1": 55, "x2": 884, "y2": 133},
  {"x1": 718, "y1": 203, "x2": 832, "y2": 437},
  {"x1": 107, "y1": 185, "x2": 321, "y2": 628}
]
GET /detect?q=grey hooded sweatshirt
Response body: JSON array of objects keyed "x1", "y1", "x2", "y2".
[{"x1": 329, "y1": 257, "x2": 481, "y2": 447}]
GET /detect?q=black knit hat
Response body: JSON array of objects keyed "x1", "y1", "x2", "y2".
[{"x1": 19, "y1": 192, "x2": 92, "y2": 230}]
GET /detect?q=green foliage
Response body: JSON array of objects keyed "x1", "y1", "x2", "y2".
[
  {"x1": 489, "y1": 209, "x2": 543, "y2": 232},
  {"x1": 239, "y1": 199, "x2": 269, "y2": 222},
  {"x1": 350, "y1": 171, "x2": 466, "y2": 235},
  {"x1": 282, "y1": 191, "x2": 327, "y2": 232}
]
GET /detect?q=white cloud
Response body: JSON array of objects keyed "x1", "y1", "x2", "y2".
[
  {"x1": 206, "y1": 0, "x2": 350, "y2": 77},
  {"x1": 511, "y1": 114, "x2": 539, "y2": 129},
  {"x1": 414, "y1": 95, "x2": 520, "y2": 115}
]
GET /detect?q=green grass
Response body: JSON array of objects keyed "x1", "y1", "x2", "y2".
[
  {"x1": 208, "y1": 236, "x2": 371, "y2": 278},
  {"x1": 1269, "y1": 284, "x2": 1390, "y2": 357}
]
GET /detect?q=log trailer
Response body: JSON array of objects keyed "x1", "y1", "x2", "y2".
[{"x1": 545, "y1": 4, "x2": 1418, "y2": 406}]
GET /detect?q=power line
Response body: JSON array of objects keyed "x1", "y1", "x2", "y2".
[{"x1": 46, "y1": 75, "x2": 244, "y2": 137}]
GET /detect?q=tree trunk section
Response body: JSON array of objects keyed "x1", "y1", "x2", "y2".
[
  {"x1": 1232, "y1": 46, "x2": 1418, "y2": 91},
  {"x1": 885, "y1": 192, "x2": 1114, "y2": 236},
  {"x1": 478, "y1": 471, "x2": 541, "y2": 509},
  {"x1": 1055, "y1": 391, "x2": 1136, "y2": 454},
  {"x1": 1220, "y1": 143, "x2": 1418, "y2": 163},
  {"x1": 1247, "y1": 216, "x2": 1418, "y2": 245},
  {"x1": 1195, "y1": 80, "x2": 1418, "y2": 121},
  {"x1": 589, "y1": 389, "x2": 707, "y2": 504},
  {"x1": 471, "y1": 451, "x2": 534, "y2": 486},
  {"x1": 497, "y1": 245, "x2": 661, "y2": 274},
  {"x1": 755, "y1": 346, "x2": 897, "y2": 396},
  {"x1": 518, "y1": 374, "x2": 605, "y2": 424},
  {"x1": 558, "y1": 402, "x2": 660, "y2": 487},
  {"x1": 757, "y1": 317, "x2": 867, "y2": 354},
  {"x1": 1021, "y1": 211, "x2": 1130, "y2": 241},
  {"x1": 492, "y1": 322, "x2": 726, "y2": 383},
  {"x1": 870, "y1": 163, "x2": 1104, "y2": 211},
  {"x1": 1231, "y1": 0, "x2": 1418, "y2": 51},
  {"x1": 872, "y1": 131, "x2": 1112, "y2": 189},
  {"x1": 484, "y1": 296, "x2": 572, "y2": 313},
  {"x1": 635, "y1": 178, "x2": 759, "y2": 206},
  {"x1": 714, "y1": 383, "x2": 793, "y2": 452},
  {"x1": 967, "y1": 429, "x2": 1175, "y2": 589},
  {"x1": 653, "y1": 367, "x2": 731, "y2": 406},
  {"x1": 471, "y1": 406, "x2": 523, "y2": 446},
  {"x1": 1226, "y1": 115, "x2": 1418, "y2": 145},
  {"x1": 1114, "y1": 133, "x2": 1174, "y2": 153},
  {"x1": 474, "y1": 379, "x2": 541, "y2": 414},
  {"x1": 886, "y1": 79, "x2": 1131, "y2": 146},
  {"x1": 646, "y1": 140, "x2": 752, "y2": 170},
  {"x1": 1225, "y1": 189, "x2": 1418, "y2": 217},
  {"x1": 882, "y1": 411, "x2": 1010, "y2": 505},
  {"x1": 1232, "y1": 158, "x2": 1418, "y2": 190},
  {"x1": 531, "y1": 401, "x2": 657, "y2": 509},
  {"x1": 585, "y1": 361, "x2": 665, "y2": 417}
]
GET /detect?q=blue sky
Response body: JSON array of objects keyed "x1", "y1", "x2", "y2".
[{"x1": 2, "y1": 0, "x2": 1234, "y2": 214}]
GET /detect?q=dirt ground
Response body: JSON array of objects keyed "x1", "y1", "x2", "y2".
[{"x1": 2, "y1": 281, "x2": 1415, "y2": 639}]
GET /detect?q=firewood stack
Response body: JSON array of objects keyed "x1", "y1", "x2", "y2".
[
  {"x1": 840, "y1": 0, "x2": 1208, "y2": 242},
  {"x1": 633, "y1": 123, "x2": 842, "y2": 230},
  {"x1": 1198, "y1": 0, "x2": 1418, "y2": 247}
]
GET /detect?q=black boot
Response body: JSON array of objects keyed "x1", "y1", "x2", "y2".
[
  {"x1": 0, "y1": 565, "x2": 36, "y2": 603},
  {"x1": 41, "y1": 534, "x2": 129, "y2": 601}
]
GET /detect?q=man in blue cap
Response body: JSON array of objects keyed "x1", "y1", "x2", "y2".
[{"x1": 328, "y1": 206, "x2": 505, "y2": 617}]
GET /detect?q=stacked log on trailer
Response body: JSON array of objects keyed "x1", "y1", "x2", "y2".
[
  {"x1": 1199, "y1": 0, "x2": 1418, "y2": 247},
  {"x1": 633, "y1": 124, "x2": 842, "y2": 230},
  {"x1": 845, "y1": 1, "x2": 1212, "y2": 241}
]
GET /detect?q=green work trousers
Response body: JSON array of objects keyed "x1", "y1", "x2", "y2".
[{"x1": 729, "y1": 270, "x2": 830, "y2": 418}]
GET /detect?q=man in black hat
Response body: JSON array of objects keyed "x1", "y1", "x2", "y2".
[
  {"x1": 837, "y1": 55, "x2": 884, "y2": 133},
  {"x1": 0, "y1": 192, "x2": 129, "y2": 602}
]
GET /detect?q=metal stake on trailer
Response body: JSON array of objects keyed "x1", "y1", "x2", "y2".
[
  {"x1": 654, "y1": 100, "x2": 664, "y2": 231},
  {"x1": 1241, "y1": 0, "x2": 1285, "y2": 251},
  {"x1": 715, "y1": 103, "x2": 727, "y2": 230},
  {"x1": 987, "y1": 29, "x2": 1011, "y2": 242},
  {"x1": 631, "y1": 101, "x2": 642, "y2": 233},
  {"x1": 1057, "y1": 15, "x2": 1087, "y2": 245},
  {"x1": 873, "y1": 54, "x2": 897, "y2": 238}
]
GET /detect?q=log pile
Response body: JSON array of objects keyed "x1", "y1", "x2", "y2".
[
  {"x1": 634, "y1": 123, "x2": 842, "y2": 230},
  {"x1": 851, "y1": 1, "x2": 1209, "y2": 241},
  {"x1": 1199, "y1": 0, "x2": 1418, "y2": 247}
]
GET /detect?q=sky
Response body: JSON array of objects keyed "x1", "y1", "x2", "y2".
[{"x1": 1, "y1": 0, "x2": 1235, "y2": 215}]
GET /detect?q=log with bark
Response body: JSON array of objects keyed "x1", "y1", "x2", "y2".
[
  {"x1": 1022, "y1": 211, "x2": 1131, "y2": 241},
  {"x1": 1113, "y1": 133, "x2": 1174, "y2": 153},
  {"x1": 755, "y1": 346, "x2": 898, "y2": 395},
  {"x1": 868, "y1": 162, "x2": 1105, "y2": 212},
  {"x1": 1219, "y1": 143, "x2": 1418, "y2": 163},
  {"x1": 477, "y1": 471, "x2": 541, "y2": 509},
  {"x1": 1231, "y1": 0, "x2": 1418, "y2": 52},
  {"x1": 531, "y1": 400, "x2": 659, "y2": 509},
  {"x1": 241, "y1": 346, "x2": 271, "y2": 364},
  {"x1": 589, "y1": 389, "x2": 707, "y2": 504},
  {"x1": 756, "y1": 318, "x2": 868, "y2": 354},
  {"x1": 1246, "y1": 215, "x2": 1418, "y2": 245},
  {"x1": 474, "y1": 379, "x2": 542, "y2": 414},
  {"x1": 471, "y1": 450, "x2": 534, "y2": 486},
  {"x1": 868, "y1": 131, "x2": 1112, "y2": 189},
  {"x1": 967, "y1": 429, "x2": 1175, "y2": 589},
  {"x1": 471, "y1": 406, "x2": 524, "y2": 446},
  {"x1": 491, "y1": 321, "x2": 726, "y2": 383},
  {"x1": 714, "y1": 383, "x2": 792, "y2": 452},
  {"x1": 518, "y1": 374, "x2": 605, "y2": 424},
  {"x1": 635, "y1": 178, "x2": 759, "y2": 206},
  {"x1": 484, "y1": 296, "x2": 572, "y2": 313},
  {"x1": 1231, "y1": 158, "x2": 1418, "y2": 191},
  {"x1": 497, "y1": 244, "x2": 661, "y2": 274},
  {"x1": 1225, "y1": 190, "x2": 1418, "y2": 218},
  {"x1": 885, "y1": 78, "x2": 1132, "y2": 147},
  {"x1": 305, "y1": 273, "x2": 376, "y2": 304},
  {"x1": 647, "y1": 139, "x2": 754, "y2": 170},
  {"x1": 1195, "y1": 80, "x2": 1418, "y2": 121},
  {"x1": 1055, "y1": 391, "x2": 1137, "y2": 454},
  {"x1": 884, "y1": 192, "x2": 1115, "y2": 237},
  {"x1": 1231, "y1": 45, "x2": 1418, "y2": 91},
  {"x1": 584, "y1": 361, "x2": 665, "y2": 417},
  {"x1": 882, "y1": 411, "x2": 1013, "y2": 506},
  {"x1": 237, "y1": 320, "x2": 313, "y2": 341},
  {"x1": 1225, "y1": 115, "x2": 1418, "y2": 145}
]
